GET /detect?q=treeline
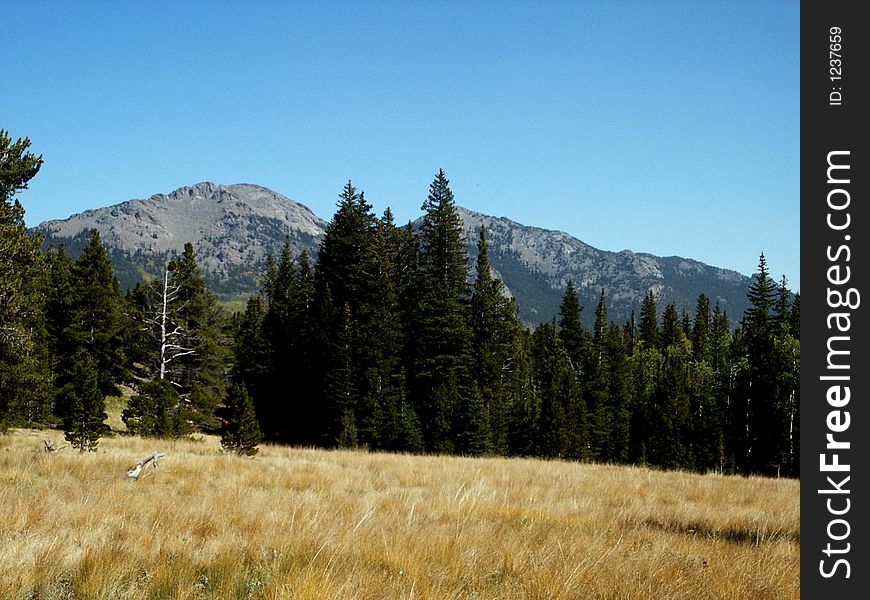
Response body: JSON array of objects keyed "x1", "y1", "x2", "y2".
[{"x1": 1, "y1": 131, "x2": 800, "y2": 476}]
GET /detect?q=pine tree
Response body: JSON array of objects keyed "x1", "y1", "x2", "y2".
[
  {"x1": 738, "y1": 253, "x2": 784, "y2": 475},
  {"x1": 167, "y1": 243, "x2": 229, "y2": 431},
  {"x1": 586, "y1": 289, "x2": 611, "y2": 459},
  {"x1": 261, "y1": 242, "x2": 315, "y2": 442},
  {"x1": 639, "y1": 290, "x2": 659, "y2": 349},
  {"x1": 659, "y1": 302, "x2": 683, "y2": 349},
  {"x1": 232, "y1": 294, "x2": 271, "y2": 432},
  {"x1": 470, "y1": 226, "x2": 521, "y2": 455},
  {"x1": 221, "y1": 383, "x2": 262, "y2": 456},
  {"x1": 122, "y1": 379, "x2": 189, "y2": 438},
  {"x1": 789, "y1": 293, "x2": 800, "y2": 340},
  {"x1": 66, "y1": 229, "x2": 129, "y2": 395},
  {"x1": 531, "y1": 322, "x2": 587, "y2": 459},
  {"x1": 408, "y1": 170, "x2": 472, "y2": 451},
  {"x1": 558, "y1": 280, "x2": 588, "y2": 374},
  {"x1": 691, "y1": 294, "x2": 711, "y2": 363},
  {"x1": 0, "y1": 130, "x2": 52, "y2": 430},
  {"x1": 60, "y1": 351, "x2": 108, "y2": 452}
]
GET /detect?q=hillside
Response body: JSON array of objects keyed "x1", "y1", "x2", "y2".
[{"x1": 34, "y1": 182, "x2": 753, "y2": 324}]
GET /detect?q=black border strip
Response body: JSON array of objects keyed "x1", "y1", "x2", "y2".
[{"x1": 801, "y1": 2, "x2": 868, "y2": 596}]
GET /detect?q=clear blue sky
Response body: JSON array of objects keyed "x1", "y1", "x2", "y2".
[{"x1": 4, "y1": 1, "x2": 799, "y2": 290}]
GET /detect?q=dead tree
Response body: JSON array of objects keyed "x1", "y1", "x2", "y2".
[
  {"x1": 126, "y1": 452, "x2": 166, "y2": 480},
  {"x1": 151, "y1": 267, "x2": 197, "y2": 382},
  {"x1": 43, "y1": 439, "x2": 67, "y2": 453}
]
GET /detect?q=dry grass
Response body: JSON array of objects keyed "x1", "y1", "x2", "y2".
[{"x1": 0, "y1": 428, "x2": 799, "y2": 599}]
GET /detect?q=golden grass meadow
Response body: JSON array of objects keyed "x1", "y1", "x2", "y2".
[{"x1": 1, "y1": 428, "x2": 798, "y2": 599}]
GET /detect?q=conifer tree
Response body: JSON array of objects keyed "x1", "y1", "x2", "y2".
[
  {"x1": 232, "y1": 294, "x2": 271, "y2": 431},
  {"x1": 691, "y1": 294, "x2": 711, "y2": 363},
  {"x1": 60, "y1": 351, "x2": 108, "y2": 452},
  {"x1": 0, "y1": 130, "x2": 52, "y2": 429},
  {"x1": 221, "y1": 383, "x2": 262, "y2": 456},
  {"x1": 408, "y1": 170, "x2": 472, "y2": 451},
  {"x1": 586, "y1": 289, "x2": 611, "y2": 459},
  {"x1": 736, "y1": 253, "x2": 786, "y2": 475},
  {"x1": 261, "y1": 242, "x2": 315, "y2": 442},
  {"x1": 122, "y1": 379, "x2": 189, "y2": 438},
  {"x1": 558, "y1": 280, "x2": 589, "y2": 374},
  {"x1": 470, "y1": 226, "x2": 521, "y2": 455},
  {"x1": 65, "y1": 229, "x2": 128, "y2": 395},
  {"x1": 639, "y1": 290, "x2": 659, "y2": 349},
  {"x1": 774, "y1": 275, "x2": 793, "y2": 335},
  {"x1": 167, "y1": 243, "x2": 229, "y2": 431},
  {"x1": 659, "y1": 302, "x2": 683, "y2": 349},
  {"x1": 789, "y1": 293, "x2": 800, "y2": 340},
  {"x1": 531, "y1": 322, "x2": 587, "y2": 459}
]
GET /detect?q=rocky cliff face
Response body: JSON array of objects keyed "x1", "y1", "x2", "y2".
[{"x1": 35, "y1": 183, "x2": 751, "y2": 324}]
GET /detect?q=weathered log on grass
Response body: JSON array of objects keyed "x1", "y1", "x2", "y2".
[
  {"x1": 43, "y1": 440, "x2": 67, "y2": 453},
  {"x1": 127, "y1": 452, "x2": 166, "y2": 480}
]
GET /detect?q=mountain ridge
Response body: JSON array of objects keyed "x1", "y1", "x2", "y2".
[{"x1": 33, "y1": 181, "x2": 752, "y2": 325}]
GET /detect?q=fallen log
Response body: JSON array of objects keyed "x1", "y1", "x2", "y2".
[
  {"x1": 43, "y1": 440, "x2": 68, "y2": 453},
  {"x1": 127, "y1": 453, "x2": 166, "y2": 480}
]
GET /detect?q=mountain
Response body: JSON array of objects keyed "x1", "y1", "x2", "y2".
[
  {"x1": 34, "y1": 182, "x2": 327, "y2": 298},
  {"x1": 453, "y1": 207, "x2": 750, "y2": 325},
  {"x1": 33, "y1": 182, "x2": 752, "y2": 325}
]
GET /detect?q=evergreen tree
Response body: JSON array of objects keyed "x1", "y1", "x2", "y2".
[
  {"x1": 659, "y1": 302, "x2": 683, "y2": 349},
  {"x1": 45, "y1": 245, "x2": 77, "y2": 370},
  {"x1": 408, "y1": 170, "x2": 472, "y2": 451},
  {"x1": 122, "y1": 379, "x2": 189, "y2": 438},
  {"x1": 261, "y1": 242, "x2": 315, "y2": 442},
  {"x1": 60, "y1": 351, "x2": 108, "y2": 452},
  {"x1": 506, "y1": 330, "x2": 540, "y2": 457},
  {"x1": 639, "y1": 290, "x2": 659, "y2": 349},
  {"x1": 531, "y1": 322, "x2": 587, "y2": 459},
  {"x1": 66, "y1": 229, "x2": 128, "y2": 395},
  {"x1": 737, "y1": 253, "x2": 786, "y2": 475},
  {"x1": 789, "y1": 293, "x2": 800, "y2": 340},
  {"x1": 774, "y1": 275, "x2": 793, "y2": 335},
  {"x1": 558, "y1": 280, "x2": 589, "y2": 374},
  {"x1": 648, "y1": 343, "x2": 691, "y2": 469},
  {"x1": 167, "y1": 243, "x2": 229, "y2": 431},
  {"x1": 585, "y1": 289, "x2": 611, "y2": 459},
  {"x1": 220, "y1": 383, "x2": 262, "y2": 457},
  {"x1": 232, "y1": 294, "x2": 271, "y2": 432},
  {"x1": 0, "y1": 130, "x2": 52, "y2": 429},
  {"x1": 691, "y1": 294, "x2": 711, "y2": 363},
  {"x1": 470, "y1": 226, "x2": 521, "y2": 455}
]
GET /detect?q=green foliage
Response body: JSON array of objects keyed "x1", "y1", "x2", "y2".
[
  {"x1": 408, "y1": 170, "x2": 473, "y2": 452},
  {"x1": 122, "y1": 379, "x2": 190, "y2": 438},
  {"x1": 65, "y1": 229, "x2": 129, "y2": 395},
  {"x1": 220, "y1": 383, "x2": 262, "y2": 456},
  {"x1": 639, "y1": 290, "x2": 659, "y2": 349},
  {"x1": 60, "y1": 352, "x2": 108, "y2": 452},
  {"x1": 0, "y1": 130, "x2": 52, "y2": 430}
]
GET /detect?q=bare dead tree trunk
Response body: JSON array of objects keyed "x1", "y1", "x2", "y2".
[{"x1": 127, "y1": 452, "x2": 166, "y2": 480}]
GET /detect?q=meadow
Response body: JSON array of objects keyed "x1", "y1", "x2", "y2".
[{"x1": 0, "y1": 429, "x2": 799, "y2": 599}]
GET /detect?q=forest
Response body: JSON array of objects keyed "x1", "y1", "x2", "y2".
[{"x1": 1, "y1": 130, "x2": 800, "y2": 478}]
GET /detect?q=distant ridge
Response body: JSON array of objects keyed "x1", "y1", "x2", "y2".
[{"x1": 33, "y1": 182, "x2": 752, "y2": 324}]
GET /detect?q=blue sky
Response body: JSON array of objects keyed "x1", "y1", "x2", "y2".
[{"x1": 4, "y1": 1, "x2": 799, "y2": 290}]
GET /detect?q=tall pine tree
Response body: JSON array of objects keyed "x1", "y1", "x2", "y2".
[
  {"x1": 0, "y1": 130, "x2": 52, "y2": 429},
  {"x1": 408, "y1": 170, "x2": 472, "y2": 452}
]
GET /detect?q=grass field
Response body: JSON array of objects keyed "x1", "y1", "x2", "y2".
[{"x1": 0, "y1": 429, "x2": 799, "y2": 599}]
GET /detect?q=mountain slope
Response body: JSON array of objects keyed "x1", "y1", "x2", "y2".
[
  {"x1": 34, "y1": 182, "x2": 751, "y2": 324},
  {"x1": 36, "y1": 182, "x2": 327, "y2": 296},
  {"x1": 454, "y1": 207, "x2": 750, "y2": 325}
]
